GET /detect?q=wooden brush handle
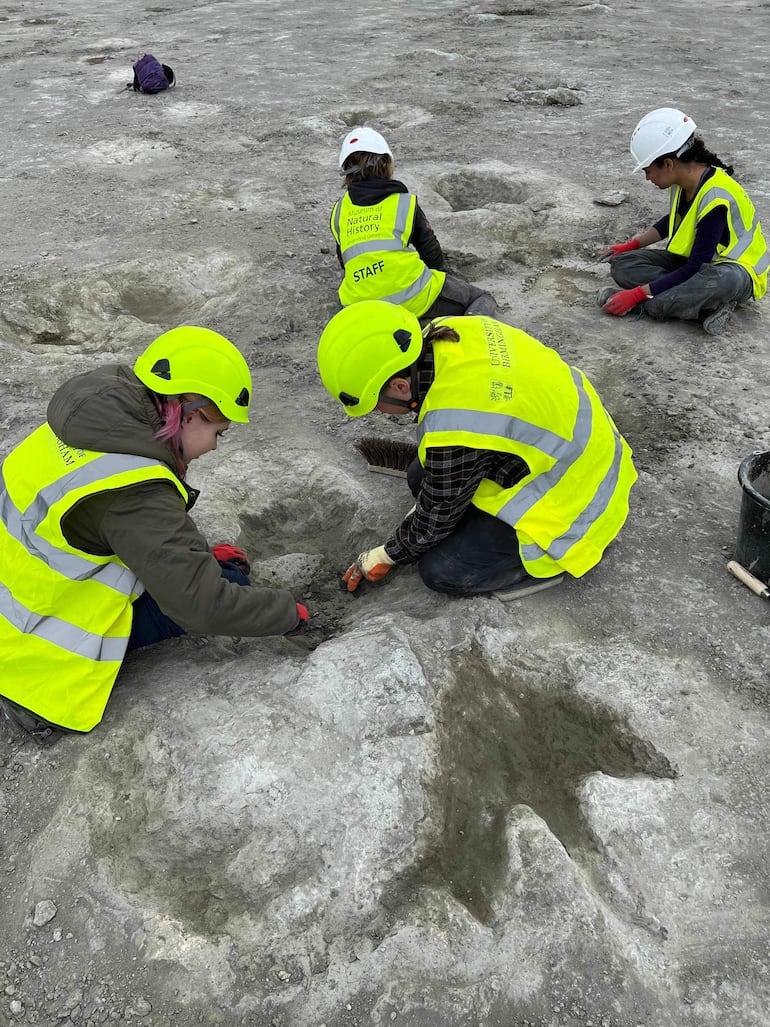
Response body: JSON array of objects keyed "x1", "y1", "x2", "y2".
[
  {"x1": 727, "y1": 560, "x2": 770, "y2": 598},
  {"x1": 367, "y1": 465, "x2": 408, "y2": 478}
]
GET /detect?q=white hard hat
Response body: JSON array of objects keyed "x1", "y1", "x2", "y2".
[
  {"x1": 338, "y1": 127, "x2": 392, "y2": 171},
  {"x1": 629, "y1": 108, "x2": 697, "y2": 173}
]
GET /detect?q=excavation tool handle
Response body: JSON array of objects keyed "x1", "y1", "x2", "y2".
[{"x1": 727, "y1": 560, "x2": 770, "y2": 599}]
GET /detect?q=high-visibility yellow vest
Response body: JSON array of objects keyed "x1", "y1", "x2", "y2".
[
  {"x1": 416, "y1": 318, "x2": 638, "y2": 578},
  {"x1": 0, "y1": 423, "x2": 187, "y2": 732},
  {"x1": 330, "y1": 191, "x2": 445, "y2": 315},
  {"x1": 666, "y1": 167, "x2": 769, "y2": 299}
]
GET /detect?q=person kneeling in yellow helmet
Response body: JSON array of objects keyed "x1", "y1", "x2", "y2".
[
  {"x1": 0, "y1": 326, "x2": 307, "y2": 744},
  {"x1": 597, "y1": 107, "x2": 768, "y2": 335},
  {"x1": 317, "y1": 301, "x2": 638, "y2": 600}
]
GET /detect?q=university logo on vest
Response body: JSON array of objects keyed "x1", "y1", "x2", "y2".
[
  {"x1": 489, "y1": 380, "x2": 513, "y2": 403},
  {"x1": 483, "y1": 320, "x2": 511, "y2": 369},
  {"x1": 55, "y1": 436, "x2": 87, "y2": 466}
]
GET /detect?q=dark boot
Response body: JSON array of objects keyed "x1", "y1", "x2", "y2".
[{"x1": 0, "y1": 699, "x2": 66, "y2": 746}]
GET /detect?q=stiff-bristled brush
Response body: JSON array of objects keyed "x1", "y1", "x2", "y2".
[{"x1": 353, "y1": 436, "x2": 418, "y2": 478}]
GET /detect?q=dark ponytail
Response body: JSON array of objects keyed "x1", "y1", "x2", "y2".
[{"x1": 655, "y1": 135, "x2": 734, "y2": 176}]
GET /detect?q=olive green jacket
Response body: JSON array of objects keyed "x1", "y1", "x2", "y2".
[{"x1": 46, "y1": 364, "x2": 299, "y2": 637}]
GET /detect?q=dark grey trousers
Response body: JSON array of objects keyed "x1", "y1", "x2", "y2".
[
  {"x1": 405, "y1": 458, "x2": 526, "y2": 595},
  {"x1": 609, "y1": 250, "x2": 753, "y2": 321},
  {"x1": 421, "y1": 272, "x2": 497, "y2": 322}
]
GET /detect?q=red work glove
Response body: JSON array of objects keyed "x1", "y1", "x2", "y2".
[
  {"x1": 284, "y1": 602, "x2": 309, "y2": 636},
  {"x1": 602, "y1": 286, "x2": 647, "y2": 316},
  {"x1": 598, "y1": 238, "x2": 640, "y2": 262},
  {"x1": 342, "y1": 545, "x2": 395, "y2": 593},
  {"x1": 212, "y1": 543, "x2": 251, "y2": 574}
]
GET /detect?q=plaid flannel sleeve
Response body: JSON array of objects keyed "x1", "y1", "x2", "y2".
[{"x1": 384, "y1": 446, "x2": 498, "y2": 562}]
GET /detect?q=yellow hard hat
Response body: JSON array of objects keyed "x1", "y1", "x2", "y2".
[
  {"x1": 134, "y1": 326, "x2": 252, "y2": 423},
  {"x1": 316, "y1": 301, "x2": 422, "y2": 417}
]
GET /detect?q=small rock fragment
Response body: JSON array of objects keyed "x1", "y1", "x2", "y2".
[
  {"x1": 594, "y1": 190, "x2": 629, "y2": 206},
  {"x1": 125, "y1": 998, "x2": 152, "y2": 1016},
  {"x1": 32, "y1": 900, "x2": 57, "y2": 927},
  {"x1": 544, "y1": 87, "x2": 581, "y2": 106}
]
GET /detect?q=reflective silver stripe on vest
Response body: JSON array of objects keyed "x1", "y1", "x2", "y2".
[
  {"x1": 498, "y1": 368, "x2": 594, "y2": 524},
  {"x1": 519, "y1": 429, "x2": 624, "y2": 562},
  {"x1": 337, "y1": 194, "x2": 413, "y2": 265},
  {"x1": 694, "y1": 186, "x2": 769, "y2": 273},
  {"x1": 418, "y1": 404, "x2": 573, "y2": 457},
  {"x1": 417, "y1": 367, "x2": 624, "y2": 554},
  {"x1": 343, "y1": 237, "x2": 410, "y2": 261},
  {"x1": 0, "y1": 581, "x2": 127, "y2": 661},
  {"x1": 0, "y1": 451, "x2": 169, "y2": 595},
  {"x1": 418, "y1": 367, "x2": 589, "y2": 463},
  {"x1": 380, "y1": 265, "x2": 434, "y2": 305}
]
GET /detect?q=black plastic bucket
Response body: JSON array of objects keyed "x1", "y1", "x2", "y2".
[{"x1": 736, "y1": 451, "x2": 770, "y2": 582}]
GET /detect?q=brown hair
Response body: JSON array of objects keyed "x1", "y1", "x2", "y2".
[
  {"x1": 342, "y1": 152, "x2": 394, "y2": 187},
  {"x1": 191, "y1": 397, "x2": 229, "y2": 423},
  {"x1": 423, "y1": 323, "x2": 461, "y2": 345}
]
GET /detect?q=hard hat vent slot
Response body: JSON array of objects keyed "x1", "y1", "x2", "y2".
[
  {"x1": 150, "y1": 359, "x2": 171, "y2": 380},
  {"x1": 393, "y1": 329, "x2": 413, "y2": 352}
]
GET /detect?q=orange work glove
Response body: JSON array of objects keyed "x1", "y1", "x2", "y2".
[{"x1": 343, "y1": 545, "x2": 395, "y2": 593}]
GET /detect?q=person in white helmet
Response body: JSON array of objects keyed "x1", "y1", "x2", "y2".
[
  {"x1": 330, "y1": 126, "x2": 497, "y2": 322},
  {"x1": 596, "y1": 107, "x2": 769, "y2": 335}
]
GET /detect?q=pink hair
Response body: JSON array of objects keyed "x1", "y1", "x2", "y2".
[
  {"x1": 151, "y1": 396, "x2": 187, "y2": 479},
  {"x1": 154, "y1": 396, "x2": 184, "y2": 442},
  {"x1": 151, "y1": 393, "x2": 228, "y2": 480}
]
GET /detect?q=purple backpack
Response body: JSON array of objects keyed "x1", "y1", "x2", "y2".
[{"x1": 131, "y1": 54, "x2": 174, "y2": 94}]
